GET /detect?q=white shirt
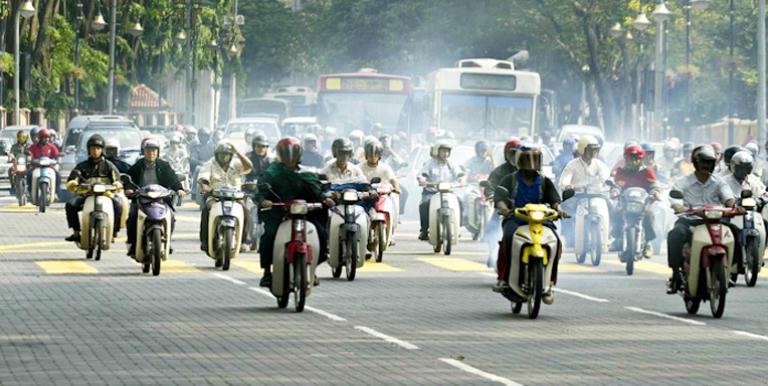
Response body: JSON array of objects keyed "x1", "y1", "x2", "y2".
[
  {"x1": 558, "y1": 157, "x2": 610, "y2": 191},
  {"x1": 197, "y1": 158, "x2": 247, "y2": 190},
  {"x1": 321, "y1": 161, "x2": 367, "y2": 184},
  {"x1": 722, "y1": 172, "x2": 765, "y2": 199},
  {"x1": 360, "y1": 161, "x2": 396, "y2": 184}
]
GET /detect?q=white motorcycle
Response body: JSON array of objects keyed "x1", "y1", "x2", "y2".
[
  {"x1": 204, "y1": 185, "x2": 246, "y2": 271},
  {"x1": 328, "y1": 187, "x2": 371, "y2": 281},
  {"x1": 75, "y1": 180, "x2": 118, "y2": 261},
  {"x1": 464, "y1": 175, "x2": 492, "y2": 240},
  {"x1": 427, "y1": 182, "x2": 462, "y2": 255},
  {"x1": 731, "y1": 193, "x2": 767, "y2": 287},
  {"x1": 566, "y1": 185, "x2": 610, "y2": 266},
  {"x1": 31, "y1": 157, "x2": 57, "y2": 213},
  {"x1": 369, "y1": 180, "x2": 398, "y2": 262}
]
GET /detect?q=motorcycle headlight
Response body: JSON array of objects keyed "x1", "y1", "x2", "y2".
[
  {"x1": 342, "y1": 190, "x2": 359, "y2": 202},
  {"x1": 92, "y1": 184, "x2": 106, "y2": 193},
  {"x1": 625, "y1": 202, "x2": 645, "y2": 213},
  {"x1": 438, "y1": 182, "x2": 451, "y2": 192},
  {"x1": 290, "y1": 203, "x2": 308, "y2": 215},
  {"x1": 530, "y1": 211, "x2": 545, "y2": 221},
  {"x1": 223, "y1": 201, "x2": 233, "y2": 208},
  {"x1": 742, "y1": 198, "x2": 756, "y2": 209},
  {"x1": 704, "y1": 210, "x2": 723, "y2": 220}
]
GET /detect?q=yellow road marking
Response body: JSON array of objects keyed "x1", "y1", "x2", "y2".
[
  {"x1": 418, "y1": 257, "x2": 491, "y2": 272},
  {"x1": 0, "y1": 241, "x2": 72, "y2": 251},
  {"x1": 160, "y1": 259, "x2": 199, "y2": 273},
  {"x1": 395, "y1": 250, "x2": 488, "y2": 257},
  {"x1": 604, "y1": 259, "x2": 669, "y2": 275},
  {"x1": 36, "y1": 260, "x2": 97, "y2": 274},
  {"x1": 359, "y1": 261, "x2": 402, "y2": 272},
  {"x1": 232, "y1": 260, "x2": 262, "y2": 273}
]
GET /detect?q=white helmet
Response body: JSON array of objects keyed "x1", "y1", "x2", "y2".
[
  {"x1": 745, "y1": 142, "x2": 760, "y2": 158},
  {"x1": 349, "y1": 130, "x2": 364, "y2": 143},
  {"x1": 105, "y1": 139, "x2": 120, "y2": 152},
  {"x1": 577, "y1": 135, "x2": 600, "y2": 156},
  {"x1": 171, "y1": 132, "x2": 184, "y2": 144},
  {"x1": 731, "y1": 150, "x2": 754, "y2": 168}
]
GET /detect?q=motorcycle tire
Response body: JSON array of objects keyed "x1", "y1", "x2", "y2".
[
  {"x1": 708, "y1": 259, "x2": 727, "y2": 318},
  {"x1": 17, "y1": 179, "x2": 26, "y2": 207},
  {"x1": 142, "y1": 263, "x2": 150, "y2": 273},
  {"x1": 277, "y1": 295, "x2": 289, "y2": 309},
  {"x1": 94, "y1": 221, "x2": 103, "y2": 261},
  {"x1": 376, "y1": 223, "x2": 385, "y2": 263},
  {"x1": 745, "y1": 239, "x2": 760, "y2": 287},
  {"x1": 589, "y1": 223, "x2": 601, "y2": 266},
  {"x1": 443, "y1": 217, "x2": 452, "y2": 256},
  {"x1": 472, "y1": 208, "x2": 486, "y2": 241},
  {"x1": 433, "y1": 220, "x2": 442, "y2": 254},
  {"x1": 294, "y1": 256, "x2": 307, "y2": 312},
  {"x1": 345, "y1": 237, "x2": 357, "y2": 281},
  {"x1": 625, "y1": 231, "x2": 634, "y2": 276},
  {"x1": 527, "y1": 261, "x2": 543, "y2": 319},
  {"x1": 151, "y1": 228, "x2": 163, "y2": 276},
  {"x1": 278, "y1": 265, "x2": 290, "y2": 308},
  {"x1": 222, "y1": 228, "x2": 233, "y2": 271},
  {"x1": 511, "y1": 301, "x2": 522, "y2": 314},
  {"x1": 684, "y1": 296, "x2": 701, "y2": 315},
  {"x1": 39, "y1": 182, "x2": 47, "y2": 213}
]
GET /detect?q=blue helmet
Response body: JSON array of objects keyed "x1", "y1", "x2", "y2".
[
  {"x1": 474, "y1": 141, "x2": 489, "y2": 157},
  {"x1": 640, "y1": 143, "x2": 654, "y2": 153}
]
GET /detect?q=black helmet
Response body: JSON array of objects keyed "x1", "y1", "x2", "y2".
[
  {"x1": 87, "y1": 134, "x2": 106, "y2": 149},
  {"x1": 251, "y1": 134, "x2": 269, "y2": 148},
  {"x1": 691, "y1": 144, "x2": 717, "y2": 174},
  {"x1": 722, "y1": 145, "x2": 746, "y2": 167},
  {"x1": 215, "y1": 141, "x2": 233, "y2": 156},
  {"x1": 198, "y1": 127, "x2": 212, "y2": 142},
  {"x1": 364, "y1": 140, "x2": 383, "y2": 159},
  {"x1": 332, "y1": 138, "x2": 354, "y2": 159}
]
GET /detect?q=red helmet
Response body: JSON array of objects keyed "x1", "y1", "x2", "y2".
[
  {"x1": 624, "y1": 144, "x2": 645, "y2": 158},
  {"x1": 276, "y1": 137, "x2": 303, "y2": 165},
  {"x1": 38, "y1": 129, "x2": 51, "y2": 138},
  {"x1": 504, "y1": 137, "x2": 522, "y2": 161}
]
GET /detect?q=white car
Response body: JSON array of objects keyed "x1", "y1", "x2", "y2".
[{"x1": 224, "y1": 117, "x2": 282, "y2": 153}]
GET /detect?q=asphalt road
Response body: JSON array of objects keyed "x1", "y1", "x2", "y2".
[{"x1": 0, "y1": 197, "x2": 767, "y2": 385}]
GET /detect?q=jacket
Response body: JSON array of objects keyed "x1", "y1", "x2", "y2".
[
  {"x1": 127, "y1": 158, "x2": 182, "y2": 191},
  {"x1": 67, "y1": 156, "x2": 120, "y2": 184}
]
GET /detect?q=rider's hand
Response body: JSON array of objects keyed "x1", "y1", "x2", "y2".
[
  {"x1": 261, "y1": 200, "x2": 273, "y2": 209},
  {"x1": 125, "y1": 189, "x2": 135, "y2": 196},
  {"x1": 66, "y1": 180, "x2": 78, "y2": 192},
  {"x1": 736, "y1": 206, "x2": 748, "y2": 215},
  {"x1": 499, "y1": 207, "x2": 511, "y2": 218},
  {"x1": 651, "y1": 190, "x2": 661, "y2": 200},
  {"x1": 559, "y1": 210, "x2": 571, "y2": 219},
  {"x1": 176, "y1": 190, "x2": 186, "y2": 198},
  {"x1": 323, "y1": 197, "x2": 335, "y2": 207}
]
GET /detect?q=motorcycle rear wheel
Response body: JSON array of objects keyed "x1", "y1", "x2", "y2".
[
  {"x1": 744, "y1": 239, "x2": 760, "y2": 287},
  {"x1": 151, "y1": 228, "x2": 163, "y2": 276}
]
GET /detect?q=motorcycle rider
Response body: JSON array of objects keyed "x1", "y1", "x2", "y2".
[
  {"x1": 29, "y1": 127, "x2": 40, "y2": 145},
  {"x1": 744, "y1": 142, "x2": 763, "y2": 180},
  {"x1": 656, "y1": 140, "x2": 680, "y2": 182},
  {"x1": 104, "y1": 139, "x2": 131, "y2": 174},
  {"x1": 64, "y1": 135, "x2": 123, "y2": 242},
  {"x1": 673, "y1": 142, "x2": 695, "y2": 178},
  {"x1": 559, "y1": 135, "x2": 610, "y2": 192},
  {"x1": 492, "y1": 146, "x2": 568, "y2": 304},
  {"x1": 553, "y1": 137, "x2": 576, "y2": 181},
  {"x1": 257, "y1": 137, "x2": 335, "y2": 287},
  {"x1": 8, "y1": 130, "x2": 31, "y2": 194},
  {"x1": 609, "y1": 144, "x2": 660, "y2": 257},
  {"x1": 380, "y1": 135, "x2": 406, "y2": 170},
  {"x1": 349, "y1": 130, "x2": 365, "y2": 163},
  {"x1": 125, "y1": 139, "x2": 186, "y2": 258},
  {"x1": 417, "y1": 140, "x2": 465, "y2": 241},
  {"x1": 197, "y1": 142, "x2": 254, "y2": 252},
  {"x1": 165, "y1": 132, "x2": 190, "y2": 176},
  {"x1": 27, "y1": 129, "x2": 61, "y2": 198},
  {"x1": 465, "y1": 141, "x2": 495, "y2": 178},
  {"x1": 300, "y1": 133, "x2": 325, "y2": 169},
  {"x1": 712, "y1": 142, "x2": 726, "y2": 174},
  {"x1": 667, "y1": 144, "x2": 742, "y2": 293},
  {"x1": 321, "y1": 138, "x2": 367, "y2": 184},
  {"x1": 360, "y1": 140, "x2": 400, "y2": 193},
  {"x1": 189, "y1": 127, "x2": 214, "y2": 174},
  {"x1": 487, "y1": 138, "x2": 522, "y2": 195},
  {"x1": 719, "y1": 145, "x2": 746, "y2": 177},
  {"x1": 723, "y1": 151, "x2": 766, "y2": 201},
  {"x1": 245, "y1": 134, "x2": 272, "y2": 180},
  {"x1": 184, "y1": 126, "x2": 199, "y2": 148}
]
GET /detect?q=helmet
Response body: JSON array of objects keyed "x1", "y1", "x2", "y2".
[
  {"x1": 198, "y1": 127, "x2": 211, "y2": 141},
  {"x1": 48, "y1": 129, "x2": 57, "y2": 138},
  {"x1": 563, "y1": 136, "x2": 576, "y2": 148},
  {"x1": 276, "y1": 137, "x2": 302, "y2": 165},
  {"x1": 682, "y1": 141, "x2": 694, "y2": 153},
  {"x1": 105, "y1": 139, "x2": 120, "y2": 151},
  {"x1": 171, "y1": 132, "x2": 184, "y2": 144},
  {"x1": 332, "y1": 138, "x2": 354, "y2": 159},
  {"x1": 723, "y1": 145, "x2": 745, "y2": 166},
  {"x1": 731, "y1": 150, "x2": 754, "y2": 179},
  {"x1": 302, "y1": 133, "x2": 318, "y2": 146},
  {"x1": 174, "y1": 124, "x2": 185, "y2": 132},
  {"x1": 624, "y1": 140, "x2": 639, "y2": 150},
  {"x1": 364, "y1": 140, "x2": 383, "y2": 159},
  {"x1": 515, "y1": 146, "x2": 543, "y2": 172},
  {"x1": 142, "y1": 138, "x2": 161, "y2": 152},
  {"x1": 184, "y1": 126, "x2": 198, "y2": 135},
  {"x1": 30, "y1": 127, "x2": 40, "y2": 137},
  {"x1": 745, "y1": 142, "x2": 760, "y2": 158},
  {"x1": 504, "y1": 137, "x2": 522, "y2": 161},
  {"x1": 691, "y1": 144, "x2": 717, "y2": 174},
  {"x1": 215, "y1": 141, "x2": 233, "y2": 157},
  {"x1": 474, "y1": 141, "x2": 489, "y2": 157},
  {"x1": 87, "y1": 134, "x2": 106, "y2": 149},
  {"x1": 379, "y1": 134, "x2": 392, "y2": 148},
  {"x1": 16, "y1": 130, "x2": 28, "y2": 143},
  {"x1": 349, "y1": 130, "x2": 364, "y2": 142},
  {"x1": 663, "y1": 140, "x2": 680, "y2": 152},
  {"x1": 38, "y1": 129, "x2": 51, "y2": 139},
  {"x1": 711, "y1": 142, "x2": 723, "y2": 154},
  {"x1": 577, "y1": 135, "x2": 601, "y2": 156},
  {"x1": 640, "y1": 142, "x2": 654, "y2": 153},
  {"x1": 624, "y1": 144, "x2": 646, "y2": 159},
  {"x1": 252, "y1": 133, "x2": 269, "y2": 148}
]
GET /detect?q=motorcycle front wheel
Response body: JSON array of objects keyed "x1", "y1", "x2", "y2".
[
  {"x1": 151, "y1": 228, "x2": 163, "y2": 276},
  {"x1": 375, "y1": 222, "x2": 385, "y2": 263},
  {"x1": 744, "y1": 239, "x2": 760, "y2": 287},
  {"x1": 345, "y1": 237, "x2": 357, "y2": 281},
  {"x1": 443, "y1": 217, "x2": 452, "y2": 256},
  {"x1": 222, "y1": 228, "x2": 233, "y2": 271},
  {"x1": 684, "y1": 295, "x2": 701, "y2": 315},
  {"x1": 16, "y1": 178, "x2": 26, "y2": 206},
  {"x1": 94, "y1": 221, "x2": 103, "y2": 261},
  {"x1": 707, "y1": 259, "x2": 727, "y2": 318},
  {"x1": 38, "y1": 182, "x2": 48, "y2": 213},
  {"x1": 527, "y1": 261, "x2": 543, "y2": 319},
  {"x1": 294, "y1": 256, "x2": 307, "y2": 312},
  {"x1": 589, "y1": 222, "x2": 601, "y2": 266},
  {"x1": 625, "y1": 229, "x2": 634, "y2": 276}
]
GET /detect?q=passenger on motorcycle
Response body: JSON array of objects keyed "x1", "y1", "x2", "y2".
[
  {"x1": 487, "y1": 138, "x2": 521, "y2": 196},
  {"x1": 321, "y1": 138, "x2": 367, "y2": 184},
  {"x1": 656, "y1": 140, "x2": 680, "y2": 182},
  {"x1": 380, "y1": 135, "x2": 406, "y2": 170},
  {"x1": 165, "y1": 132, "x2": 190, "y2": 175},
  {"x1": 712, "y1": 142, "x2": 727, "y2": 174},
  {"x1": 723, "y1": 151, "x2": 766, "y2": 200},
  {"x1": 246, "y1": 134, "x2": 272, "y2": 180},
  {"x1": 744, "y1": 142, "x2": 763, "y2": 180},
  {"x1": 27, "y1": 129, "x2": 61, "y2": 197},
  {"x1": 666, "y1": 144, "x2": 742, "y2": 294},
  {"x1": 465, "y1": 141, "x2": 495, "y2": 178},
  {"x1": 719, "y1": 145, "x2": 746, "y2": 177},
  {"x1": 417, "y1": 140, "x2": 465, "y2": 240},
  {"x1": 104, "y1": 139, "x2": 131, "y2": 173},
  {"x1": 300, "y1": 133, "x2": 325, "y2": 169},
  {"x1": 189, "y1": 128, "x2": 214, "y2": 173},
  {"x1": 7, "y1": 130, "x2": 30, "y2": 194},
  {"x1": 559, "y1": 135, "x2": 610, "y2": 192},
  {"x1": 64, "y1": 135, "x2": 123, "y2": 242},
  {"x1": 184, "y1": 126, "x2": 199, "y2": 147},
  {"x1": 609, "y1": 144, "x2": 660, "y2": 257},
  {"x1": 198, "y1": 142, "x2": 254, "y2": 251},
  {"x1": 492, "y1": 146, "x2": 568, "y2": 304},
  {"x1": 125, "y1": 139, "x2": 186, "y2": 258},
  {"x1": 673, "y1": 142, "x2": 695, "y2": 178},
  {"x1": 257, "y1": 137, "x2": 334, "y2": 287},
  {"x1": 360, "y1": 140, "x2": 400, "y2": 193}
]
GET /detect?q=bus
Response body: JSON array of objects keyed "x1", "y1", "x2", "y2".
[
  {"x1": 316, "y1": 69, "x2": 413, "y2": 134},
  {"x1": 265, "y1": 86, "x2": 316, "y2": 117},
  {"x1": 425, "y1": 58, "x2": 542, "y2": 141}
]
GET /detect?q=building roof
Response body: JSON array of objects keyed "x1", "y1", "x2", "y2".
[{"x1": 130, "y1": 84, "x2": 168, "y2": 110}]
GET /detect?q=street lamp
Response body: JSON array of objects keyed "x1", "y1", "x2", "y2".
[
  {"x1": 682, "y1": 0, "x2": 709, "y2": 140},
  {"x1": 92, "y1": 10, "x2": 107, "y2": 31},
  {"x1": 14, "y1": 0, "x2": 35, "y2": 125},
  {"x1": 127, "y1": 21, "x2": 144, "y2": 38},
  {"x1": 633, "y1": 12, "x2": 651, "y2": 32},
  {"x1": 175, "y1": 31, "x2": 187, "y2": 44},
  {"x1": 651, "y1": 1, "x2": 672, "y2": 140},
  {"x1": 610, "y1": 23, "x2": 623, "y2": 38},
  {"x1": 74, "y1": 1, "x2": 84, "y2": 113}
]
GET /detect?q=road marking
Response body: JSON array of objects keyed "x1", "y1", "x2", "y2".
[
  {"x1": 604, "y1": 259, "x2": 669, "y2": 275},
  {"x1": 175, "y1": 215, "x2": 199, "y2": 223},
  {"x1": 0, "y1": 241, "x2": 71, "y2": 251},
  {"x1": 248, "y1": 286, "x2": 273, "y2": 297},
  {"x1": 558, "y1": 262, "x2": 601, "y2": 273},
  {"x1": 353, "y1": 326, "x2": 419, "y2": 350},
  {"x1": 731, "y1": 330, "x2": 768, "y2": 342},
  {"x1": 418, "y1": 257, "x2": 491, "y2": 272},
  {"x1": 625, "y1": 306, "x2": 706, "y2": 326},
  {"x1": 556, "y1": 288, "x2": 610, "y2": 303},
  {"x1": 358, "y1": 261, "x2": 402, "y2": 272},
  {"x1": 399, "y1": 250, "x2": 488, "y2": 257},
  {"x1": 439, "y1": 358, "x2": 523, "y2": 386},
  {"x1": 305, "y1": 306, "x2": 347, "y2": 322},
  {"x1": 210, "y1": 273, "x2": 246, "y2": 285},
  {"x1": 36, "y1": 260, "x2": 97, "y2": 274},
  {"x1": 161, "y1": 260, "x2": 199, "y2": 273},
  {"x1": 232, "y1": 260, "x2": 262, "y2": 273}
]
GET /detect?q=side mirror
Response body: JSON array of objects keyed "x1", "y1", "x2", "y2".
[
  {"x1": 495, "y1": 186, "x2": 510, "y2": 200},
  {"x1": 65, "y1": 145, "x2": 76, "y2": 154},
  {"x1": 741, "y1": 189, "x2": 753, "y2": 199},
  {"x1": 605, "y1": 179, "x2": 618, "y2": 189},
  {"x1": 479, "y1": 180, "x2": 490, "y2": 189},
  {"x1": 562, "y1": 188, "x2": 575, "y2": 201},
  {"x1": 669, "y1": 190, "x2": 684, "y2": 200},
  {"x1": 370, "y1": 177, "x2": 382, "y2": 184},
  {"x1": 120, "y1": 173, "x2": 132, "y2": 184}
]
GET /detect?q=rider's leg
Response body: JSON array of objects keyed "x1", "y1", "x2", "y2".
[
  {"x1": 609, "y1": 209, "x2": 623, "y2": 250},
  {"x1": 494, "y1": 220, "x2": 520, "y2": 287},
  {"x1": 199, "y1": 197, "x2": 214, "y2": 250},
  {"x1": 64, "y1": 196, "x2": 86, "y2": 241},
  {"x1": 241, "y1": 198, "x2": 253, "y2": 244},
  {"x1": 418, "y1": 194, "x2": 431, "y2": 239},
  {"x1": 111, "y1": 197, "x2": 123, "y2": 234},
  {"x1": 666, "y1": 218, "x2": 696, "y2": 292},
  {"x1": 126, "y1": 201, "x2": 138, "y2": 255}
]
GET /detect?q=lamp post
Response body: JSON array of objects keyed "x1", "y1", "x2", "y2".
[
  {"x1": 73, "y1": 1, "x2": 84, "y2": 113},
  {"x1": 727, "y1": 0, "x2": 735, "y2": 145},
  {"x1": 652, "y1": 1, "x2": 671, "y2": 141},
  {"x1": 14, "y1": 0, "x2": 35, "y2": 125},
  {"x1": 759, "y1": 0, "x2": 766, "y2": 148},
  {"x1": 106, "y1": 0, "x2": 117, "y2": 115}
]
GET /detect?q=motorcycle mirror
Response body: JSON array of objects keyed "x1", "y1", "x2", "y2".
[
  {"x1": 562, "y1": 188, "x2": 575, "y2": 201},
  {"x1": 479, "y1": 180, "x2": 490, "y2": 189},
  {"x1": 370, "y1": 177, "x2": 382, "y2": 184},
  {"x1": 496, "y1": 186, "x2": 510, "y2": 199},
  {"x1": 65, "y1": 145, "x2": 76, "y2": 154},
  {"x1": 741, "y1": 189, "x2": 753, "y2": 199},
  {"x1": 669, "y1": 190, "x2": 684, "y2": 199}
]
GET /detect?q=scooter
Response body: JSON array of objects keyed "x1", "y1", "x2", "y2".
[
  {"x1": 75, "y1": 180, "x2": 118, "y2": 261},
  {"x1": 615, "y1": 186, "x2": 654, "y2": 275},
  {"x1": 669, "y1": 190, "x2": 736, "y2": 318},
  {"x1": 732, "y1": 193, "x2": 766, "y2": 287},
  {"x1": 31, "y1": 157, "x2": 57, "y2": 213},
  {"x1": 566, "y1": 185, "x2": 610, "y2": 266},
  {"x1": 11, "y1": 155, "x2": 28, "y2": 206},
  {"x1": 464, "y1": 174, "x2": 492, "y2": 241},
  {"x1": 497, "y1": 190, "x2": 564, "y2": 319},
  {"x1": 123, "y1": 175, "x2": 175, "y2": 276},
  {"x1": 427, "y1": 181, "x2": 462, "y2": 255},
  {"x1": 262, "y1": 196, "x2": 323, "y2": 312},
  {"x1": 369, "y1": 180, "x2": 397, "y2": 262},
  {"x1": 328, "y1": 185, "x2": 371, "y2": 281},
  {"x1": 204, "y1": 184, "x2": 246, "y2": 271},
  {"x1": 243, "y1": 181, "x2": 262, "y2": 252}
]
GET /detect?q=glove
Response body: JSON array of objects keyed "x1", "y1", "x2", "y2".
[{"x1": 66, "y1": 180, "x2": 78, "y2": 192}]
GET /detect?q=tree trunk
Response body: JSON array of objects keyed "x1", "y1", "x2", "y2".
[{"x1": 582, "y1": 17, "x2": 617, "y2": 135}]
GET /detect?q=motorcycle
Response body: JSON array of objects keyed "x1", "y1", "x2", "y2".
[
  {"x1": 732, "y1": 193, "x2": 766, "y2": 287},
  {"x1": 175, "y1": 172, "x2": 190, "y2": 207},
  {"x1": 669, "y1": 190, "x2": 736, "y2": 318},
  {"x1": 262, "y1": 194, "x2": 323, "y2": 312},
  {"x1": 11, "y1": 155, "x2": 28, "y2": 206},
  {"x1": 613, "y1": 184, "x2": 655, "y2": 275},
  {"x1": 328, "y1": 184, "x2": 372, "y2": 281},
  {"x1": 497, "y1": 187, "x2": 566, "y2": 319},
  {"x1": 74, "y1": 180, "x2": 118, "y2": 261},
  {"x1": 369, "y1": 179, "x2": 397, "y2": 262},
  {"x1": 204, "y1": 184, "x2": 246, "y2": 271},
  {"x1": 464, "y1": 174, "x2": 492, "y2": 241},
  {"x1": 31, "y1": 157, "x2": 57, "y2": 213},
  {"x1": 565, "y1": 185, "x2": 611, "y2": 266},
  {"x1": 427, "y1": 181, "x2": 462, "y2": 255},
  {"x1": 243, "y1": 181, "x2": 263, "y2": 252},
  {"x1": 123, "y1": 175, "x2": 175, "y2": 276}
]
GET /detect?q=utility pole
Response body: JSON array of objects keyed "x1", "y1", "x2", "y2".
[
  {"x1": 185, "y1": 0, "x2": 193, "y2": 126},
  {"x1": 759, "y1": 0, "x2": 766, "y2": 148},
  {"x1": 684, "y1": 2, "x2": 691, "y2": 140},
  {"x1": 727, "y1": 0, "x2": 734, "y2": 145},
  {"x1": 107, "y1": 0, "x2": 117, "y2": 114}
]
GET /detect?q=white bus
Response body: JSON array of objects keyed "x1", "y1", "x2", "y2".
[
  {"x1": 426, "y1": 58, "x2": 541, "y2": 141},
  {"x1": 265, "y1": 86, "x2": 316, "y2": 117}
]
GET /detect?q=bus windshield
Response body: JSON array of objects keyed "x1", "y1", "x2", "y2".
[
  {"x1": 440, "y1": 94, "x2": 533, "y2": 140},
  {"x1": 317, "y1": 93, "x2": 408, "y2": 132}
]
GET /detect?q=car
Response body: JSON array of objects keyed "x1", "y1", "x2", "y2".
[
  {"x1": 0, "y1": 125, "x2": 39, "y2": 191},
  {"x1": 281, "y1": 117, "x2": 320, "y2": 139},
  {"x1": 224, "y1": 117, "x2": 282, "y2": 153},
  {"x1": 557, "y1": 124, "x2": 604, "y2": 144}
]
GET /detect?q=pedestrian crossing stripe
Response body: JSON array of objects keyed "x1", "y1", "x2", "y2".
[
  {"x1": 418, "y1": 257, "x2": 491, "y2": 272},
  {"x1": 36, "y1": 260, "x2": 98, "y2": 274},
  {"x1": 358, "y1": 261, "x2": 402, "y2": 272}
]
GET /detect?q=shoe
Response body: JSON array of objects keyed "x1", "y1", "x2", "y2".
[
  {"x1": 643, "y1": 243, "x2": 653, "y2": 259},
  {"x1": 418, "y1": 231, "x2": 429, "y2": 241},
  {"x1": 126, "y1": 244, "x2": 136, "y2": 258},
  {"x1": 492, "y1": 280, "x2": 508, "y2": 293},
  {"x1": 169, "y1": 247, "x2": 174, "y2": 255},
  {"x1": 113, "y1": 232, "x2": 119, "y2": 239},
  {"x1": 240, "y1": 244, "x2": 248, "y2": 253},
  {"x1": 259, "y1": 272, "x2": 272, "y2": 287},
  {"x1": 313, "y1": 276, "x2": 320, "y2": 286},
  {"x1": 65, "y1": 232, "x2": 80, "y2": 242},
  {"x1": 200, "y1": 244, "x2": 207, "y2": 252},
  {"x1": 542, "y1": 288, "x2": 555, "y2": 305},
  {"x1": 666, "y1": 276, "x2": 678, "y2": 294},
  {"x1": 365, "y1": 253, "x2": 372, "y2": 261}
]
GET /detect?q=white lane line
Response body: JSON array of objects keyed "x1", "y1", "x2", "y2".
[
  {"x1": 557, "y1": 288, "x2": 610, "y2": 303},
  {"x1": 354, "y1": 326, "x2": 419, "y2": 350},
  {"x1": 625, "y1": 306, "x2": 706, "y2": 326},
  {"x1": 210, "y1": 273, "x2": 247, "y2": 285},
  {"x1": 248, "y1": 286, "x2": 273, "y2": 297},
  {"x1": 439, "y1": 358, "x2": 523, "y2": 386},
  {"x1": 305, "y1": 306, "x2": 347, "y2": 322},
  {"x1": 731, "y1": 330, "x2": 768, "y2": 342}
]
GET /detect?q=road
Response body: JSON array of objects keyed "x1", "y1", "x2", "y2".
[{"x1": 0, "y1": 197, "x2": 767, "y2": 385}]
